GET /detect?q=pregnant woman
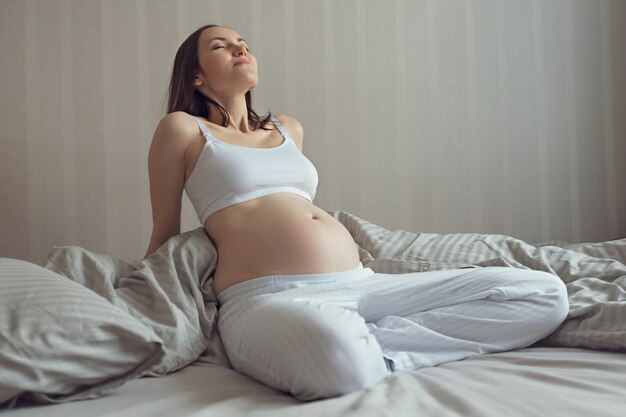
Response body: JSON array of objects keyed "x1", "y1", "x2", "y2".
[{"x1": 143, "y1": 24, "x2": 569, "y2": 401}]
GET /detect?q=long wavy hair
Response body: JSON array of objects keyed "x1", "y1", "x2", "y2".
[{"x1": 166, "y1": 24, "x2": 272, "y2": 131}]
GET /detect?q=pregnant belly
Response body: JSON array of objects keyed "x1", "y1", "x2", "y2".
[{"x1": 208, "y1": 196, "x2": 361, "y2": 297}]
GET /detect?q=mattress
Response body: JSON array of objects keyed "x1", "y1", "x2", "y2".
[{"x1": 7, "y1": 346, "x2": 625, "y2": 417}]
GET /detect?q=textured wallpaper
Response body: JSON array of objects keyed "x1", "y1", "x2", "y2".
[{"x1": 1, "y1": 0, "x2": 625, "y2": 265}]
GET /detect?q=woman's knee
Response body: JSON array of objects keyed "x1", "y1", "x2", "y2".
[
  {"x1": 221, "y1": 299, "x2": 388, "y2": 400},
  {"x1": 491, "y1": 268, "x2": 569, "y2": 328},
  {"x1": 286, "y1": 300, "x2": 389, "y2": 399},
  {"x1": 527, "y1": 270, "x2": 570, "y2": 325}
]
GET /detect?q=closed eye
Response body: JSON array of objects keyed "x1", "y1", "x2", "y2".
[{"x1": 213, "y1": 46, "x2": 250, "y2": 52}]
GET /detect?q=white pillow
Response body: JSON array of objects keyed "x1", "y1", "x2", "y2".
[{"x1": 0, "y1": 258, "x2": 164, "y2": 409}]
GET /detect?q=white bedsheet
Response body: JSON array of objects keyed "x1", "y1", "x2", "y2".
[{"x1": 6, "y1": 347, "x2": 625, "y2": 417}]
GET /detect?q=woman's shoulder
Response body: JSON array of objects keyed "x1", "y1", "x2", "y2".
[
  {"x1": 274, "y1": 114, "x2": 302, "y2": 130},
  {"x1": 154, "y1": 112, "x2": 204, "y2": 142},
  {"x1": 272, "y1": 114, "x2": 304, "y2": 151},
  {"x1": 151, "y1": 111, "x2": 200, "y2": 152},
  {"x1": 158, "y1": 111, "x2": 201, "y2": 131},
  {"x1": 273, "y1": 113, "x2": 299, "y2": 125}
]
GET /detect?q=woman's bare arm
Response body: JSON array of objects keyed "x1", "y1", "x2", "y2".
[{"x1": 143, "y1": 112, "x2": 195, "y2": 259}]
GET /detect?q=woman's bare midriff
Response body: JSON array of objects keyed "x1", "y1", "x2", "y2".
[{"x1": 203, "y1": 193, "x2": 361, "y2": 297}]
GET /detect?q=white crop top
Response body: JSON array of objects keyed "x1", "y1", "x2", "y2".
[{"x1": 184, "y1": 115, "x2": 319, "y2": 225}]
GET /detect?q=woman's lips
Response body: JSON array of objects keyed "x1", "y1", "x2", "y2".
[{"x1": 235, "y1": 59, "x2": 250, "y2": 66}]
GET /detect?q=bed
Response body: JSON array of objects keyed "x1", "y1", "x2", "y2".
[{"x1": 1, "y1": 210, "x2": 625, "y2": 416}]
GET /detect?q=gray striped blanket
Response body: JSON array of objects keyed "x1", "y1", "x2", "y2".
[
  {"x1": 328, "y1": 210, "x2": 626, "y2": 351},
  {"x1": 9, "y1": 208, "x2": 619, "y2": 406},
  {"x1": 39, "y1": 209, "x2": 626, "y2": 380}
]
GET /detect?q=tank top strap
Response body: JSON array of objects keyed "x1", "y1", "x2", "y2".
[
  {"x1": 270, "y1": 115, "x2": 291, "y2": 142},
  {"x1": 192, "y1": 116, "x2": 212, "y2": 139}
]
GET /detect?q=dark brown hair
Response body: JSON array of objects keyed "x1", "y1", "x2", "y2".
[{"x1": 166, "y1": 24, "x2": 272, "y2": 131}]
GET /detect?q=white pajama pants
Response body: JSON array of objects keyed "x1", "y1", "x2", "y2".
[{"x1": 216, "y1": 263, "x2": 569, "y2": 401}]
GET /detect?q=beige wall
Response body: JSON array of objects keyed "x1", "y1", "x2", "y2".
[{"x1": 1, "y1": 0, "x2": 625, "y2": 265}]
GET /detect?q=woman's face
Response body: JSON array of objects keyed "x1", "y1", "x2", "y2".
[{"x1": 194, "y1": 27, "x2": 258, "y2": 98}]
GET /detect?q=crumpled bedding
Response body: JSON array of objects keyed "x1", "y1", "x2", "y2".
[
  {"x1": 331, "y1": 211, "x2": 626, "y2": 351},
  {"x1": 43, "y1": 209, "x2": 626, "y2": 381},
  {"x1": 44, "y1": 227, "x2": 220, "y2": 376}
]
